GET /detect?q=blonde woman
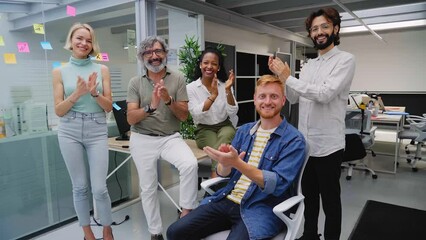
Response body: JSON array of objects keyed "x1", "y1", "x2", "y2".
[{"x1": 52, "y1": 23, "x2": 114, "y2": 240}]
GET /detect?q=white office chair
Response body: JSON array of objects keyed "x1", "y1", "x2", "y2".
[
  {"x1": 342, "y1": 109, "x2": 378, "y2": 180},
  {"x1": 398, "y1": 114, "x2": 426, "y2": 171},
  {"x1": 200, "y1": 144, "x2": 310, "y2": 240}
]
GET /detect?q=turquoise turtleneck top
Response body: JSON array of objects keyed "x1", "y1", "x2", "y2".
[{"x1": 60, "y1": 56, "x2": 104, "y2": 113}]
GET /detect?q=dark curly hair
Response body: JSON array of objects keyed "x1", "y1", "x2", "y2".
[
  {"x1": 305, "y1": 7, "x2": 342, "y2": 46},
  {"x1": 193, "y1": 47, "x2": 228, "y2": 83}
]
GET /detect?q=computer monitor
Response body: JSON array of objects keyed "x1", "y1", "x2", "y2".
[{"x1": 112, "y1": 100, "x2": 130, "y2": 141}]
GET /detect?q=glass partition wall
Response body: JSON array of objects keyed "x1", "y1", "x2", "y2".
[{"x1": 0, "y1": 1, "x2": 202, "y2": 239}]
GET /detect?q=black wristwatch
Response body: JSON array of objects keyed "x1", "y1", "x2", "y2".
[{"x1": 144, "y1": 104, "x2": 156, "y2": 114}]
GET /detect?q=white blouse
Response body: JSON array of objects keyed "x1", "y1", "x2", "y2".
[{"x1": 187, "y1": 78, "x2": 239, "y2": 127}]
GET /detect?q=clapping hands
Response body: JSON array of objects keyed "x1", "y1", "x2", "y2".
[
  {"x1": 75, "y1": 72, "x2": 99, "y2": 97},
  {"x1": 268, "y1": 56, "x2": 290, "y2": 81},
  {"x1": 151, "y1": 79, "x2": 170, "y2": 109},
  {"x1": 203, "y1": 144, "x2": 246, "y2": 168},
  {"x1": 225, "y1": 69, "x2": 235, "y2": 90}
]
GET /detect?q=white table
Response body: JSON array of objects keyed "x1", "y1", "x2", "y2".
[
  {"x1": 371, "y1": 106, "x2": 406, "y2": 174},
  {"x1": 93, "y1": 137, "x2": 209, "y2": 219}
]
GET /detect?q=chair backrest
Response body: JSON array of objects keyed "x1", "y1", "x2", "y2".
[
  {"x1": 271, "y1": 143, "x2": 310, "y2": 240},
  {"x1": 280, "y1": 143, "x2": 310, "y2": 240},
  {"x1": 345, "y1": 109, "x2": 372, "y2": 135},
  {"x1": 297, "y1": 143, "x2": 310, "y2": 197},
  {"x1": 406, "y1": 114, "x2": 426, "y2": 142}
]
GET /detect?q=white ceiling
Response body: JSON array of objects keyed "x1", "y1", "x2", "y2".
[{"x1": 1, "y1": 0, "x2": 425, "y2": 45}]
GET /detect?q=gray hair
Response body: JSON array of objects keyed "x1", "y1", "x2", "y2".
[{"x1": 137, "y1": 36, "x2": 169, "y2": 62}]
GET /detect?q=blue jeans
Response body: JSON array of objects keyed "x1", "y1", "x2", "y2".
[
  {"x1": 58, "y1": 111, "x2": 112, "y2": 226},
  {"x1": 167, "y1": 198, "x2": 250, "y2": 240}
]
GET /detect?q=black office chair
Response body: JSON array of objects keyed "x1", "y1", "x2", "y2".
[{"x1": 342, "y1": 109, "x2": 378, "y2": 180}]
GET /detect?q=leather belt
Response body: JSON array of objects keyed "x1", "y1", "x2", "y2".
[{"x1": 146, "y1": 133, "x2": 165, "y2": 137}]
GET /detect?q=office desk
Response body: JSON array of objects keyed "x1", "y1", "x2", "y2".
[
  {"x1": 100, "y1": 137, "x2": 209, "y2": 216},
  {"x1": 371, "y1": 106, "x2": 406, "y2": 174}
]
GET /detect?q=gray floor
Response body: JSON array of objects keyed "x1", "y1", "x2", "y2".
[{"x1": 34, "y1": 133, "x2": 426, "y2": 240}]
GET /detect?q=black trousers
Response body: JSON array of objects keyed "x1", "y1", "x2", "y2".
[{"x1": 301, "y1": 149, "x2": 343, "y2": 240}]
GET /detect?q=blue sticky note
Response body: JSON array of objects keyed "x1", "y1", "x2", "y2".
[
  {"x1": 52, "y1": 62, "x2": 61, "y2": 69},
  {"x1": 113, "y1": 102, "x2": 121, "y2": 111},
  {"x1": 40, "y1": 41, "x2": 52, "y2": 50}
]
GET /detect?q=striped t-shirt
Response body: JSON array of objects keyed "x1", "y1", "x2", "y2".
[{"x1": 227, "y1": 126, "x2": 276, "y2": 204}]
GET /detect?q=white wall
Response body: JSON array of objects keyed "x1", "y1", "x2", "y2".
[
  {"x1": 339, "y1": 28, "x2": 426, "y2": 93},
  {"x1": 204, "y1": 20, "x2": 426, "y2": 93},
  {"x1": 167, "y1": 8, "x2": 202, "y2": 73},
  {"x1": 204, "y1": 21, "x2": 291, "y2": 55}
]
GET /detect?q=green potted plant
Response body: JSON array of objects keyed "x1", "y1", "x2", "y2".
[{"x1": 178, "y1": 35, "x2": 201, "y2": 139}]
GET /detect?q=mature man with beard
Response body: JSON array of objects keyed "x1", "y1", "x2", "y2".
[
  {"x1": 268, "y1": 7, "x2": 355, "y2": 240},
  {"x1": 126, "y1": 36, "x2": 198, "y2": 240},
  {"x1": 167, "y1": 75, "x2": 306, "y2": 240}
]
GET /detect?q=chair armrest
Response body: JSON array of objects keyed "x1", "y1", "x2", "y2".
[
  {"x1": 368, "y1": 126, "x2": 378, "y2": 134},
  {"x1": 273, "y1": 195, "x2": 304, "y2": 226},
  {"x1": 200, "y1": 177, "x2": 230, "y2": 195}
]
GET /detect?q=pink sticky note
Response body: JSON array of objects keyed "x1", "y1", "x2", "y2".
[
  {"x1": 66, "y1": 5, "x2": 76, "y2": 16},
  {"x1": 17, "y1": 42, "x2": 30, "y2": 53},
  {"x1": 101, "y1": 53, "x2": 109, "y2": 61}
]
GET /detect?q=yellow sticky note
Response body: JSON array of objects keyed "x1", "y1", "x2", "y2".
[
  {"x1": 33, "y1": 23, "x2": 45, "y2": 34},
  {"x1": 0, "y1": 36, "x2": 4, "y2": 46},
  {"x1": 95, "y1": 53, "x2": 103, "y2": 61},
  {"x1": 4, "y1": 53, "x2": 17, "y2": 64}
]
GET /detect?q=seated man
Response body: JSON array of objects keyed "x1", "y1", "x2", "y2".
[
  {"x1": 167, "y1": 74, "x2": 306, "y2": 240},
  {"x1": 127, "y1": 36, "x2": 198, "y2": 240}
]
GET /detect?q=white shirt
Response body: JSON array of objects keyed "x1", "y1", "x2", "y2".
[
  {"x1": 286, "y1": 47, "x2": 356, "y2": 157},
  {"x1": 187, "y1": 78, "x2": 239, "y2": 127}
]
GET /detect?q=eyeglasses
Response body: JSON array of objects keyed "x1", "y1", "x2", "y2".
[
  {"x1": 309, "y1": 23, "x2": 332, "y2": 33},
  {"x1": 142, "y1": 49, "x2": 165, "y2": 58}
]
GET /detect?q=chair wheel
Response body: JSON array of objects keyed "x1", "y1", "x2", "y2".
[
  {"x1": 397, "y1": 162, "x2": 400, "y2": 167},
  {"x1": 407, "y1": 159, "x2": 412, "y2": 163},
  {"x1": 372, "y1": 174, "x2": 378, "y2": 179},
  {"x1": 346, "y1": 176, "x2": 352, "y2": 180},
  {"x1": 412, "y1": 168, "x2": 418, "y2": 172}
]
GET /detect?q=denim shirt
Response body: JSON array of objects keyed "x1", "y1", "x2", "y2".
[{"x1": 201, "y1": 118, "x2": 306, "y2": 239}]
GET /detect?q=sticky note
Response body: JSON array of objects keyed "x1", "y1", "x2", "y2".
[
  {"x1": 17, "y1": 42, "x2": 30, "y2": 52},
  {"x1": 95, "y1": 53, "x2": 103, "y2": 61},
  {"x1": 101, "y1": 53, "x2": 109, "y2": 61},
  {"x1": 0, "y1": 36, "x2": 4, "y2": 46},
  {"x1": 4, "y1": 53, "x2": 17, "y2": 64},
  {"x1": 52, "y1": 62, "x2": 61, "y2": 69},
  {"x1": 66, "y1": 5, "x2": 76, "y2": 16},
  {"x1": 33, "y1": 23, "x2": 45, "y2": 34},
  {"x1": 40, "y1": 41, "x2": 53, "y2": 50}
]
